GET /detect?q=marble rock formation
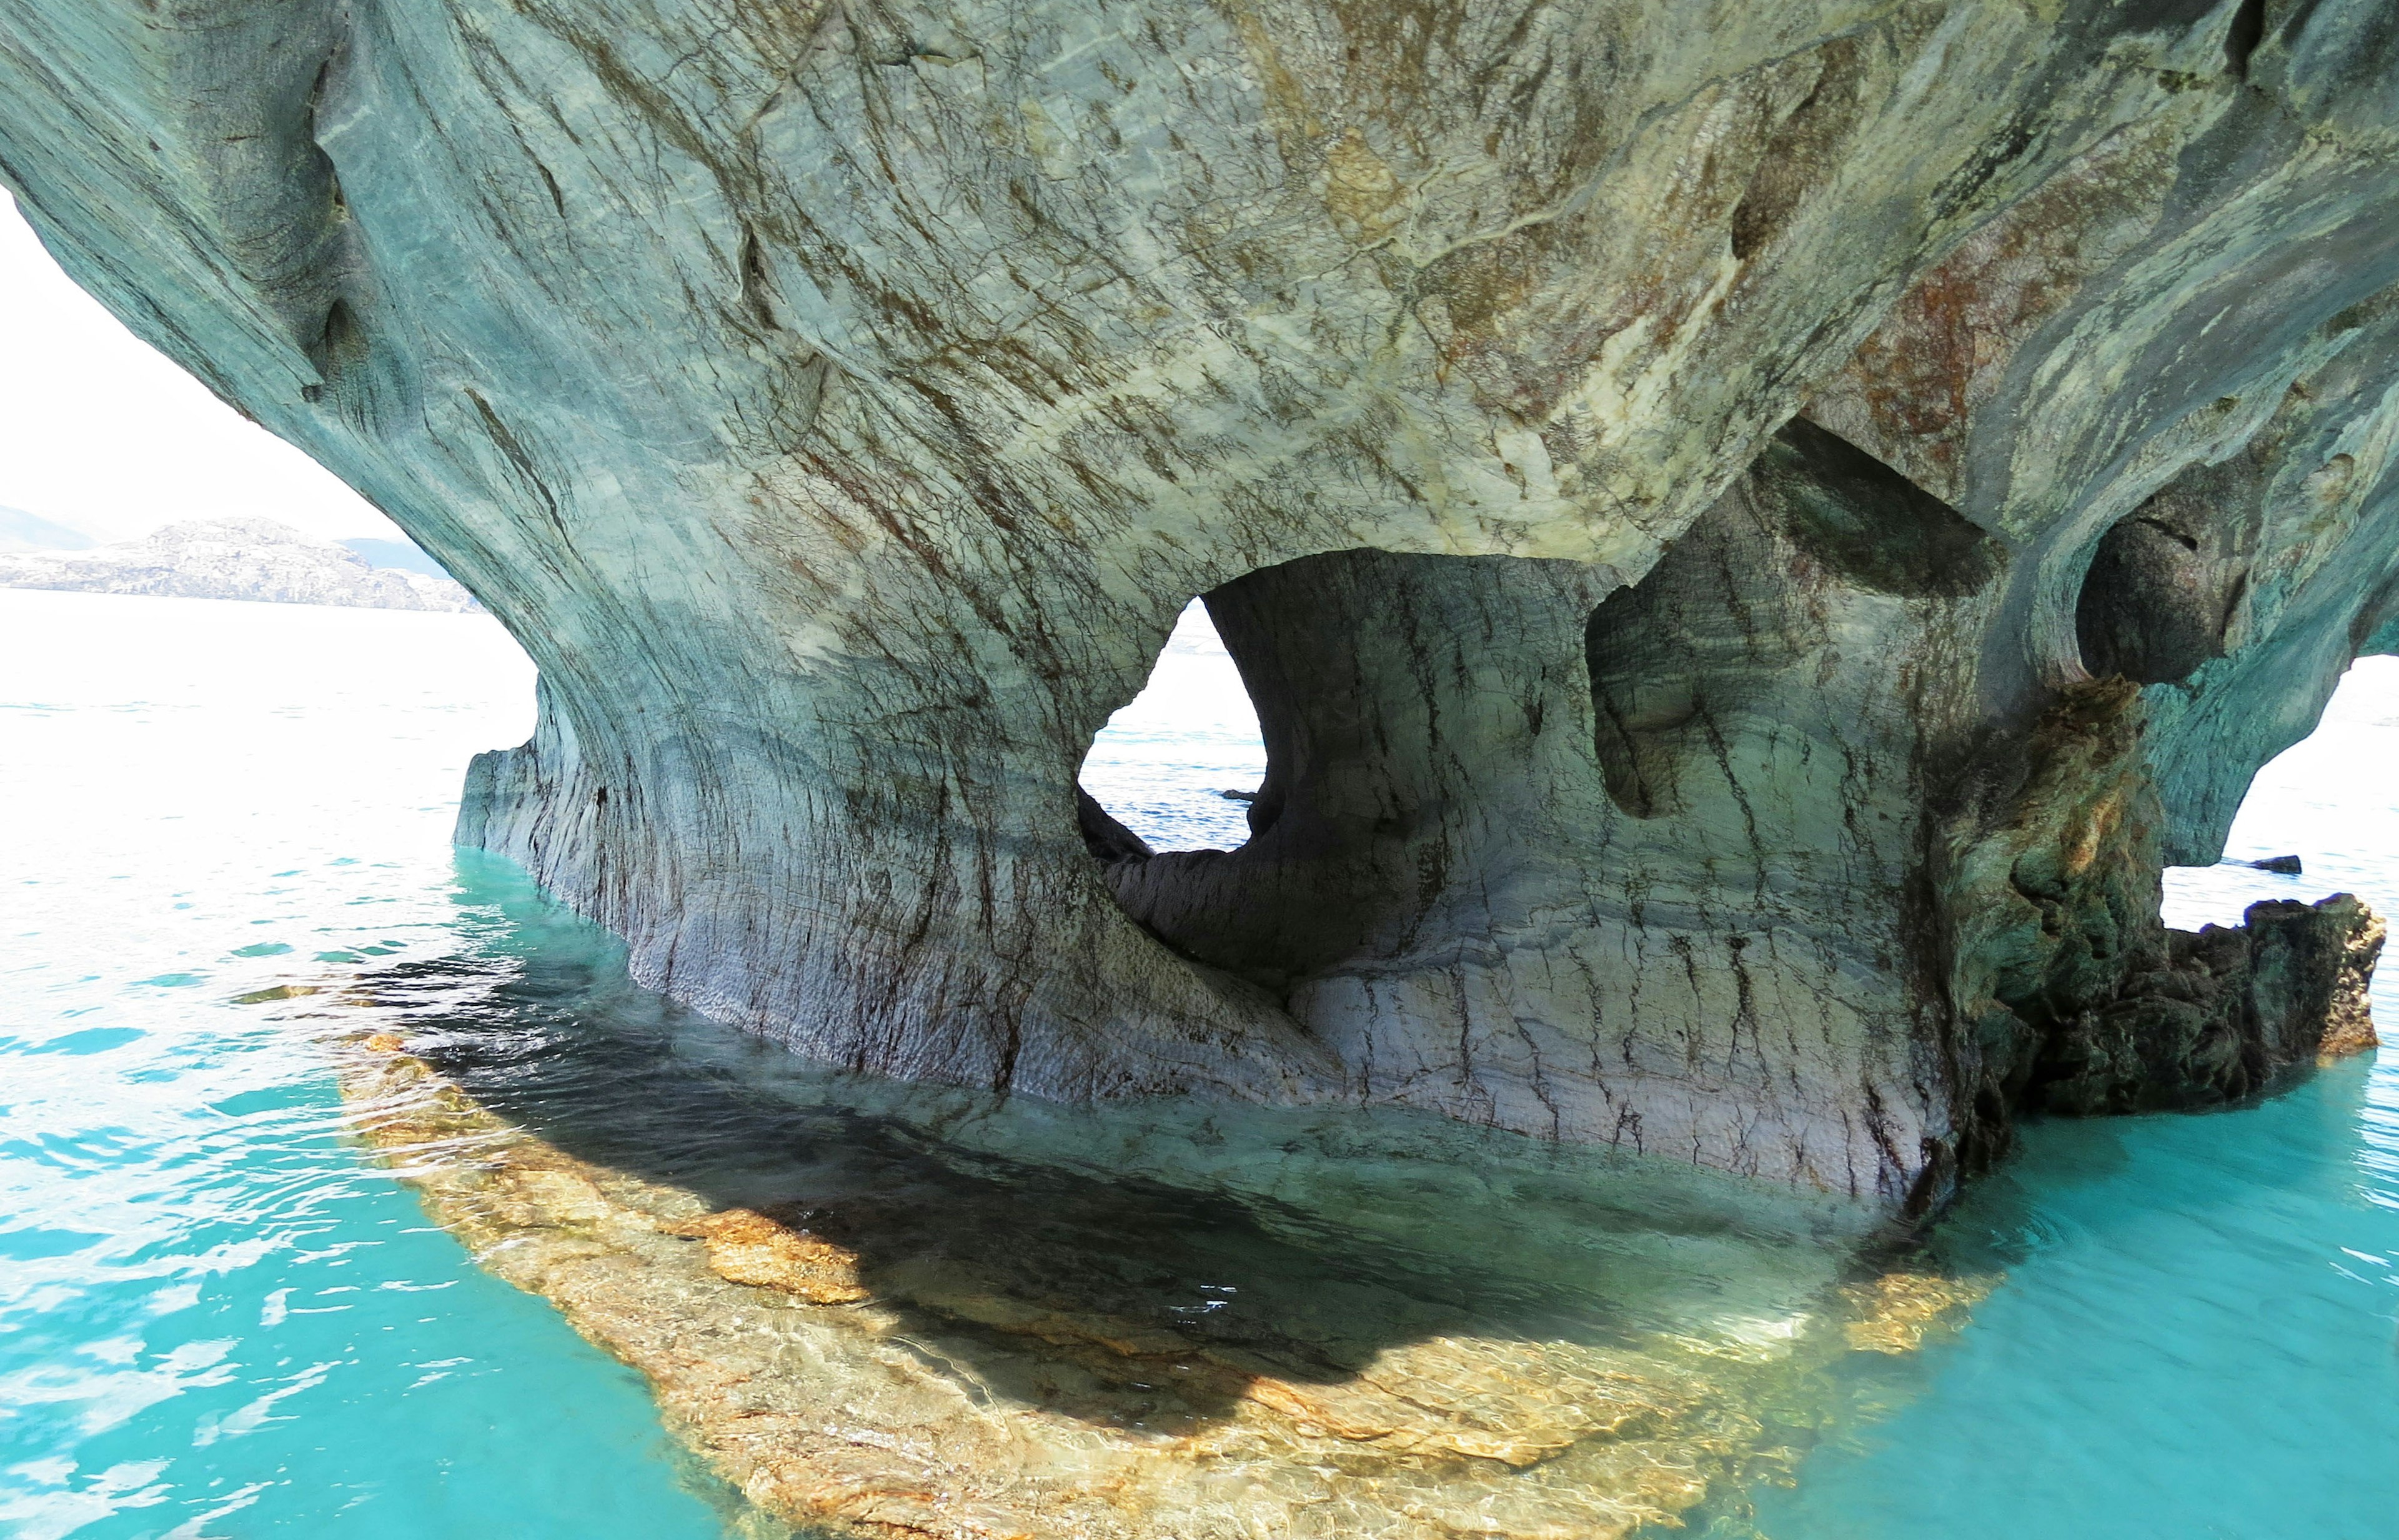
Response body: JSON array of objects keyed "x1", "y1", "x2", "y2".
[{"x1": 3, "y1": 0, "x2": 2394, "y2": 1207}]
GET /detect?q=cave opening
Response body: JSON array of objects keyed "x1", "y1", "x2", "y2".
[
  {"x1": 2161, "y1": 655, "x2": 2399, "y2": 948},
  {"x1": 1075, "y1": 598, "x2": 1266, "y2": 859},
  {"x1": 2075, "y1": 486, "x2": 2248, "y2": 686}
]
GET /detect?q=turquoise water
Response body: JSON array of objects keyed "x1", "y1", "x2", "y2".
[
  {"x1": 0, "y1": 590, "x2": 742, "y2": 1538},
  {"x1": 4, "y1": 585, "x2": 2397, "y2": 1538},
  {"x1": 1745, "y1": 1061, "x2": 2399, "y2": 1538},
  {"x1": 1747, "y1": 662, "x2": 2399, "y2": 1539}
]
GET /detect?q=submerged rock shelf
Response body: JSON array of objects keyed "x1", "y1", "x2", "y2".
[{"x1": 327, "y1": 963, "x2": 1988, "y2": 1540}]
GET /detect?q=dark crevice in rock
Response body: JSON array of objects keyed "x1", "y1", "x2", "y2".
[
  {"x1": 1586, "y1": 417, "x2": 1996, "y2": 822},
  {"x1": 312, "y1": 295, "x2": 365, "y2": 379},
  {"x1": 2224, "y1": 0, "x2": 2270, "y2": 79},
  {"x1": 1584, "y1": 590, "x2": 1697, "y2": 822},
  {"x1": 1729, "y1": 37, "x2": 1864, "y2": 262},
  {"x1": 303, "y1": 296, "x2": 379, "y2": 423},
  {"x1": 535, "y1": 157, "x2": 566, "y2": 220},
  {"x1": 737, "y1": 223, "x2": 784, "y2": 332},
  {"x1": 2076, "y1": 503, "x2": 2245, "y2": 684},
  {"x1": 1757, "y1": 418, "x2": 2002, "y2": 598}
]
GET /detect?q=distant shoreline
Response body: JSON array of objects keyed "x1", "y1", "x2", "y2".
[
  {"x1": 0, "y1": 585, "x2": 500, "y2": 617},
  {"x1": 0, "y1": 517, "x2": 479, "y2": 614}
]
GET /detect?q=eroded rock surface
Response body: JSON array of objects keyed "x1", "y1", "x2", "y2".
[{"x1": 2, "y1": 0, "x2": 2395, "y2": 1201}]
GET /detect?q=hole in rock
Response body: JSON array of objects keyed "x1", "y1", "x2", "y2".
[
  {"x1": 2076, "y1": 504, "x2": 2240, "y2": 685},
  {"x1": 2223, "y1": 0, "x2": 2268, "y2": 79},
  {"x1": 1076, "y1": 599, "x2": 1266, "y2": 858},
  {"x1": 2161, "y1": 655, "x2": 2399, "y2": 950},
  {"x1": 1584, "y1": 588, "x2": 1697, "y2": 822}
]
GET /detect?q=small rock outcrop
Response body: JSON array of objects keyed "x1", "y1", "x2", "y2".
[
  {"x1": 2, "y1": 1, "x2": 2395, "y2": 1206},
  {"x1": 0, "y1": 517, "x2": 477, "y2": 612},
  {"x1": 2029, "y1": 894, "x2": 2383, "y2": 1115}
]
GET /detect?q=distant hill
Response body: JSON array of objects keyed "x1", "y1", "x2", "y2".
[
  {"x1": 0, "y1": 505, "x2": 96, "y2": 554},
  {"x1": 0, "y1": 518, "x2": 479, "y2": 612},
  {"x1": 340, "y1": 535, "x2": 455, "y2": 579}
]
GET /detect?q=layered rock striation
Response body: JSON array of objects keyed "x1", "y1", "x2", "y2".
[{"x1": 4, "y1": 0, "x2": 2395, "y2": 1205}]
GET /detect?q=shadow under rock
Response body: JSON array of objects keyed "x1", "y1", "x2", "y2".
[{"x1": 351, "y1": 934, "x2": 1875, "y2": 1440}]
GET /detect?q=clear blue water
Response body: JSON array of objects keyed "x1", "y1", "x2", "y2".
[
  {"x1": 4, "y1": 585, "x2": 2397, "y2": 1538},
  {"x1": 1747, "y1": 662, "x2": 2399, "y2": 1540},
  {"x1": 0, "y1": 590, "x2": 742, "y2": 1538},
  {"x1": 1744, "y1": 1061, "x2": 2399, "y2": 1538}
]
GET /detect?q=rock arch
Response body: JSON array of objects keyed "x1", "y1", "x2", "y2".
[{"x1": 4, "y1": 0, "x2": 2396, "y2": 1204}]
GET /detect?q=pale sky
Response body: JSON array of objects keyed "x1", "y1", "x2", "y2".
[{"x1": 0, "y1": 192, "x2": 401, "y2": 544}]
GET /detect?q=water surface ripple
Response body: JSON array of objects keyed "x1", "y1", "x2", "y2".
[{"x1": 0, "y1": 590, "x2": 739, "y2": 1538}]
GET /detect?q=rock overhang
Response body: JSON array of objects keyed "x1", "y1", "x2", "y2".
[{"x1": 0, "y1": 0, "x2": 2392, "y2": 1205}]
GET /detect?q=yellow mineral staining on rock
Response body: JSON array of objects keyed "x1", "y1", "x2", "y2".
[
  {"x1": 2317, "y1": 900, "x2": 2387, "y2": 1065},
  {"x1": 334, "y1": 1033, "x2": 1989, "y2": 1540},
  {"x1": 675, "y1": 1209, "x2": 872, "y2": 1304},
  {"x1": 1236, "y1": 1338, "x2": 1684, "y2": 1466},
  {"x1": 1320, "y1": 126, "x2": 1405, "y2": 244},
  {"x1": 1838, "y1": 1271, "x2": 1997, "y2": 1356}
]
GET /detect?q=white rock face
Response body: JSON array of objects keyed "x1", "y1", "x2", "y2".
[
  {"x1": 0, "y1": 517, "x2": 477, "y2": 611},
  {"x1": 0, "y1": 0, "x2": 2394, "y2": 1206}
]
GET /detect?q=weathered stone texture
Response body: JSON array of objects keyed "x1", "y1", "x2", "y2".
[{"x1": 3, "y1": 0, "x2": 2395, "y2": 1203}]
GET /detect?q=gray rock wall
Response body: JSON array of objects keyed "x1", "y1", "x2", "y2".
[{"x1": 4, "y1": 0, "x2": 2395, "y2": 1203}]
